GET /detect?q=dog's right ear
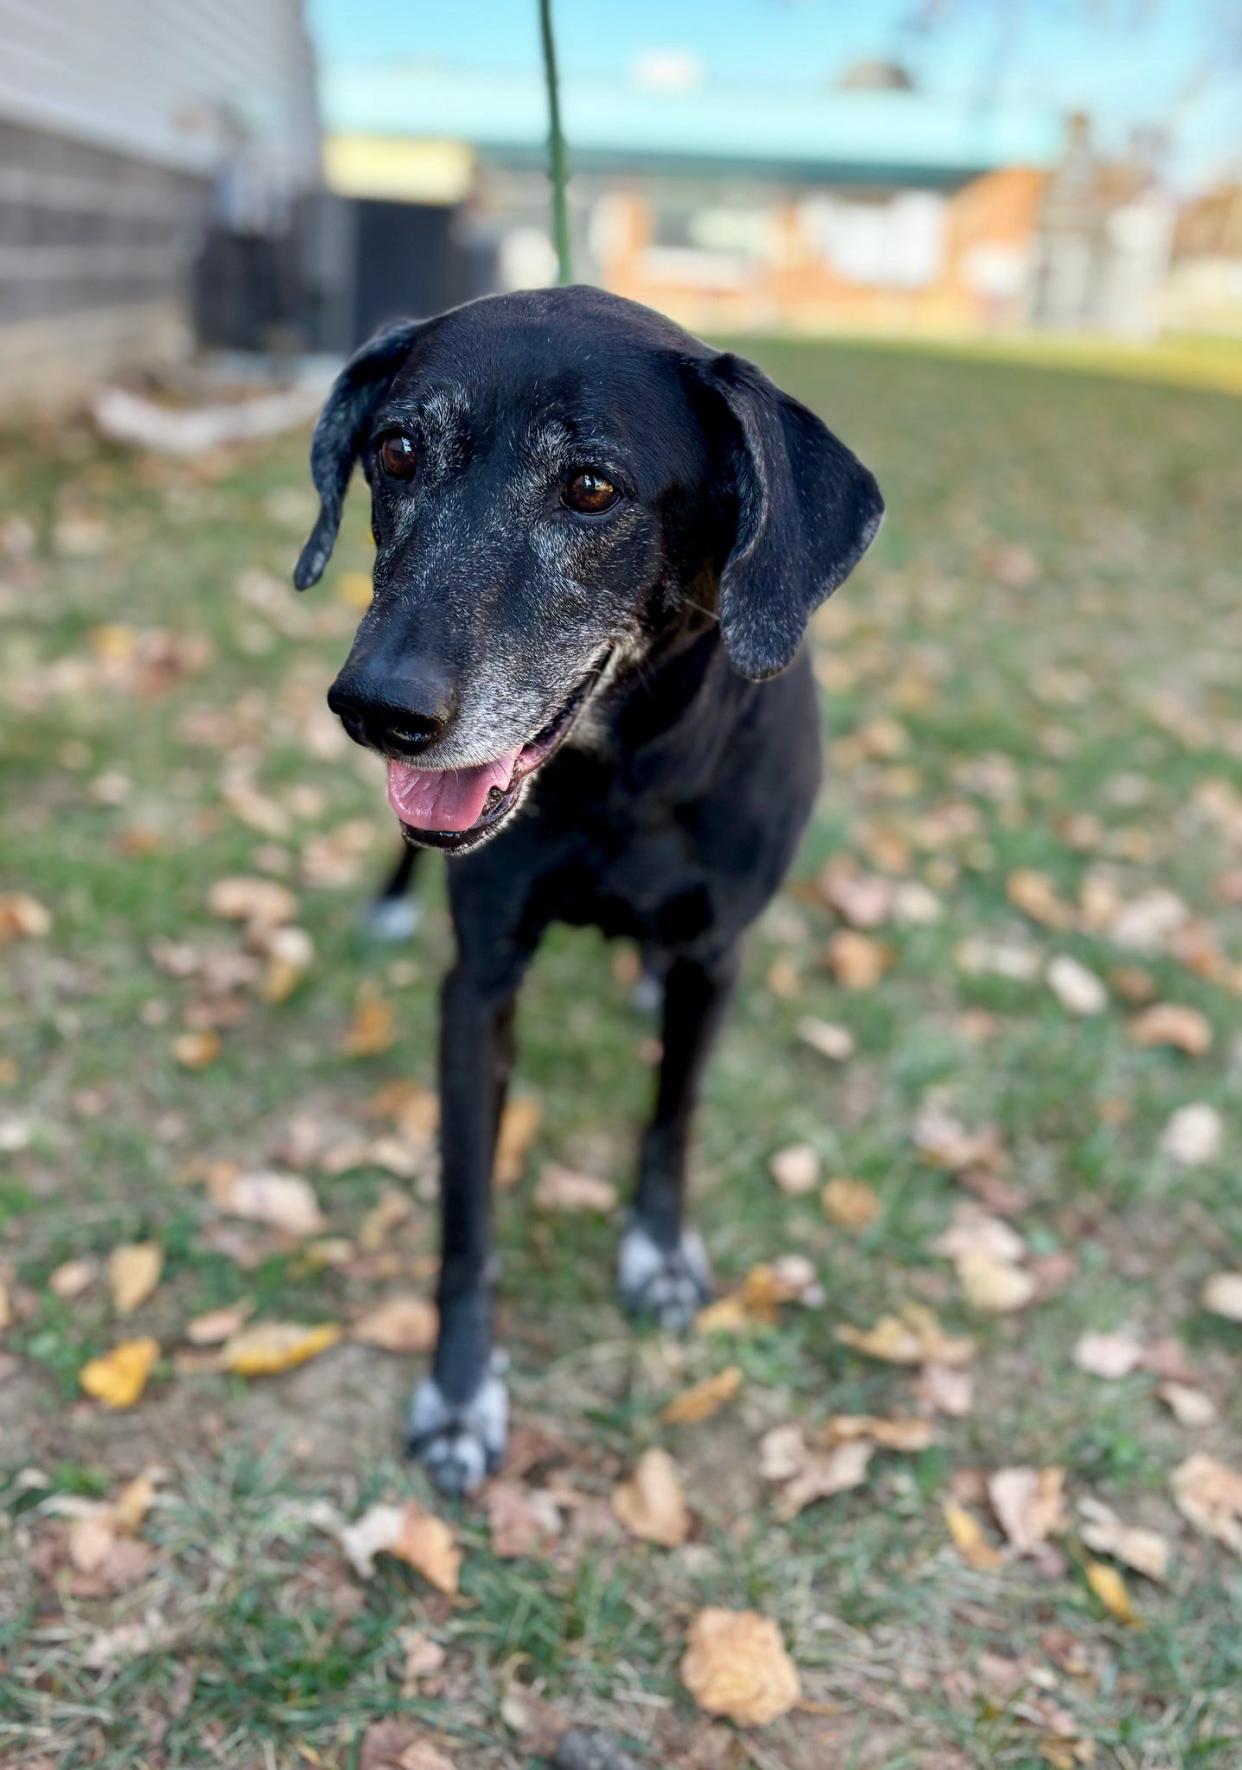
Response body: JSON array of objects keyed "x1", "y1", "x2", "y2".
[{"x1": 293, "y1": 320, "x2": 427, "y2": 590}]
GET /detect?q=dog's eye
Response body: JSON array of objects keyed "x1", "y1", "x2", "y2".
[
  {"x1": 378, "y1": 434, "x2": 417, "y2": 480},
  {"x1": 564, "y1": 470, "x2": 619, "y2": 515}
]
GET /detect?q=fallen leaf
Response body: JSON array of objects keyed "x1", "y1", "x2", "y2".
[
  {"x1": 1171, "y1": 1453, "x2": 1242, "y2": 1554},
  {"x1": 660, "y1": 1365, "x2": 743, "y2": 1425},
  {"x1": 79, "y1": 1338, "x2": 159, "y2": 1408},
  {"x1": 819, "y1": 865, "x2": 893, "y2": 927},
  {"x1": 341, "y1": 1498, "x2": 461, "y2": 1592},
  {"x1": 988, "y1": 1466, "x2": 1067, "y2": 1557},
  {"x1": 0, "y1": 1280, "x2": 10, "y2": 1330},
  {"x1": 1159, "y1": 1103, "x2": 1223, "y2": 1166},
  {"x1": 207, "y1": 875, "x2": 297, "y2": 928},
  {"x1": 343, "y1": 988, "x2": 397, "y2": 1057},
  {"x1": 495, "y1": 1095, "x2": 542, "y2": 1187},
  {"x1": 932, "y1": 1203, "x2": 1026, "y2": 1265},
  {"x1": 796, "y1": 1017, "x2": 855, "y2": 1062},
  {"x1": 769, "y1": 1143, "x2": 820, "y2": 1196},
  {"x1": 358, "y1": 1187, "x2": 413, "y2": 1250},
  {"x1": 352, "y1": 1295, "x2": 438, "y2": 1354},
  {"x1": 943, "y1": 1498, "x2": 1004, "y2": 1569},
  {"x1": 956, "y1": 1249, "x2": 1036, "y2": 1314},
  {"x1": 258, "y1": 924, "x2": 314, "y2": 1003},
  {"x1": 1073, "y1": 1330, "x2": 1144, "y2": 1381},
  {"x1": 822, "y1": 1414, "x2": 933, "y2": 1452},
  {"x1": 759, "y1": 1426, "x2": 873, "y2": 1519},
  {"x1": 612, "y1": 1447, "x2": 691, "y2": 1546},
  {"x1": 360, "y1": 1719, "x2": 456, "y2": 1770},
  {"x1": 826, "y1": 929, "x2": 891, "y2": 990},
  {"x1": 223, "y1": 1320, "x2": 341, "y2": 1376},
  {"x1": 211, "y1": 1168, "x2": 324, "y2": 1236},
  {"x1": 398, "y1": 1627, "x2": 447, "y2": 1684},
  {"x1": 696, "y1": 1263, "x2": 790, "y2": 1334},
  {"x1": 917, "y1": 1362, "x2": 975, "y2": 1417},
  {"x1": 821, "y1": 1175, "x2": 881, "y2": 1231},
  {"x1": 0, "y1": 892, "x2": 52, "y2": 940},
  {"x1": 1077, "y1": 1497, "x2": 1168, "y2": 1582},
  {"x1": 173, "y1": 1028, "x2": 221, "y2": 1069},
  {"x1": 1129, "y1": 1003, "x2": 1212, "y2": 1056},
  {"x1": 1007, "y1": 868, "x2": 1071, "y2": 928},
  {"x1": 533, "y1": 1164, "x2": 618, "y2": 1214},
  {"x1": 107, "y1": 1242, "x2": 163, "y2": 1315},
  {"x1": 486, "y1": 1479, "x2": 562, "y2": 1558},
  {"x1": 912, "y1": 1102, "x2": 1005, "y2": 1175},
  {"x1": 1047, "y1": 955, "x2": 1108, "y2": 1016},
  {"x1": 837, "y1": 1302, "x2": 975, "y2": 1367},
  {"x1": 50, "y1": 1258, "x2": 96, "y2": 1299},
  {"x1": 335, "y1": 568, "x2": 374, "y2": 610},
  {"x1": 185, "y1": 1300, "x2": 254, "y2": 1344},
  {"x1": 680, "y1": 1608, "x2": 801, "y2": 1726},
  {"x1": 1201, "y1": 1271, "x2": 1242, "y2": 1322},
  {"x1": 1085, "y1": 1558, "x2": 1143, "y2": 1626},
  {"x1": 1158, "y1": 1381, "x2": 1217, "y2": 1427}
]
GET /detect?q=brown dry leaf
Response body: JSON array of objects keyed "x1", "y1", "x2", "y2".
[
  {"x1": 1158, "y1": 1381, "x2": 1217, "y2": 1427},
  {"x1": 1007, "y1": 868, "x2": 1072, "y2": 928},
  {"x1": 360, "y1": 1719, "x2": 456, "y2": 1770},
  {"x1": 932, "y1": 1203, "x2": 1026, "y2": 1266},
  {"x1": 398, "y1": 1627, "x2": 447, "y2": 1684},
  {"x1": 912, "y1": 1102, "x2": 1005, "y2": 1175},
  {"x1": 1046, "y1": 954, "x2": 1108, "y2": 1016},
  {"x1": 917, "y1": 1362, "x2": 975, "y2": 1417},
  {"x1": 79, "y1": 1338, "x2": 159, "y2": 1409},
  {"x1": 696, "y1": 1263, "x2": 789, "y2": 1334},
  {"x1": 680, "y1": 1607, "x2": 801, "y2": 1726},
  {"x1": 988, "y1": 1466, "x2": 1067, "y2": 1557},
  {"x1": 358, "y1": 1187, "x2": 413, "y2": 1251},
  {"x1": 1171, "y1": 1453, "x2": 1242, "y2": 1554},
  {"x1": 819, "y1": 866, "x2": 894, "y2": 928},
  {"x1": 821, "y1": 1175, "x2": 881, "y2": 1231},
  {"x1": 943, "y1": 1498, "x2": 1005, "y2": 1569},
  {"x1": 50, "y1": 1257, "x2": 97, "y2": 1300},
  {"x1": 769, "y1": 1143, "x2": 820, "y2": 1196},
  {"x1": 660, "y1": 1365, "x2": 743, "y2": 1425},
  {"x1": 0, "y1": 1279, "x2": 10, "y2": 1330},
  {"x1": 341, "y1": 1498, "x2": 461, "y2": 1593},
  {"x1": 837, "y1": 1301, "x2": 975, "y2": 1367},
  {"x1": 826, "y1": 929, "x2": 891, "y2": 990},
  {"x1": 173, "y1": 1027, "x2": 221, "y2": 1070},
  {"x1": 257, "y1": 924, "x2": 314, "y2": 1003},
  {"x1": 495, "y1": 1095, "x2": 542, "y2": 1188},
  {"x1": 759, "y1": 1427, "x2": 873, "y2": 1520},
  {"x1": 1159, "y1": 1102, "x2": 1223, "y2": 1166},
  {"x1": 352, "y1": 1295, "x2": 438, "y2": 1355},
  {"x1": 1077, "y1": 1497, "x2": 1169, "y2": 1583},
  {"x1": 1201, "y1": 1271, "x2": 1242, "y2": 1322},
  {"x1": 485, "y1": 1479, "x2": 562, "y2": 1558},
  {"x1": 343, "y1": 987, "x2": 397, "y2": 1057},
  {"x1": 185, "y1": 1300, "x2": 254, "y2": 1345},
  {"x1": 612, "y1": 1447, "x2": 691, "y2": 1547},
  {"x1": 210, "y1": 1167, "x2": 325, "y2": 1236},
  {"x1": 1085, "y1": 1559, "x2": 1143, "y2": 1627},
  {"x1": 0, "y1": 891, "x2": 53, "y2": 940},
  {"x1": 533, "y1": 1164, "x2": 618, "y2": 1214},
  {"x1": 1073, "y1": 1330, "x2": 1144, "y2": 1380},
  {"x1": 956, "y1": 1249, "x2": 1036, "y2": 1314},
  {"x1": 206, "y1": 874, "x2": 298, "y2": 928},
  {"x1": 796, "y1": 1017, "x2": 855, "y2": 1062},
  {"x1": 107, "y1": 1242, "x2": 163, "y2": 1315},
  {"x1": 822, "y1": 1414, "x2": 933, "y2": 1452},
  {"x1": 223, "y1": 1320, "x2": 341, "y2": 1376},
  {"x1": 1129, "y1": 1003, "x2": 1213, "y2": 1056}
]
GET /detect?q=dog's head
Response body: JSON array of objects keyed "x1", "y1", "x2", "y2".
[{"x1": 296, "y1": 286, "x2": 882, "y2": 852}]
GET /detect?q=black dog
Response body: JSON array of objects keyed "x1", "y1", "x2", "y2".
[{"x1": 295, "y1": 286, "x2": 882, "y2": 1492}]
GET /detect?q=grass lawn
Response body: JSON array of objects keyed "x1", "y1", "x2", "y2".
[{"x1": 1, "y1": 340, "x2": 1240, "y2": 1769}]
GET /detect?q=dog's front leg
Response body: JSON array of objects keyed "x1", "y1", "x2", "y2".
[
  {"x1": 618, "y1": 946, "x2": 740, "y2": 1331},
  {"x1": 407, "y1": 962, "x2": 514, "y2": 1494}
]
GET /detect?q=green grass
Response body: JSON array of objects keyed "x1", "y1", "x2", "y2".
[{"x1": 1, "y1": 341, "x2": 1241, "y2": 1767}]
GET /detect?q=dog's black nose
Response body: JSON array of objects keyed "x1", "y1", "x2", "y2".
[{"x1": 327, "y1": 663, "x2": 454, "y2": 758}]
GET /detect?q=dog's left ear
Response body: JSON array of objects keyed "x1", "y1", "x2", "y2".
[
  {"x1": 694, "y1": 352, "x2": 884, "y2": 680},
  {"x1": 293, "y1": 318, "x2": 429, "y2": 590}
]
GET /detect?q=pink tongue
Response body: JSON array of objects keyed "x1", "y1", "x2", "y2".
[{"x1": 386, "y1": 752, "x2": 521, "y2": 832}]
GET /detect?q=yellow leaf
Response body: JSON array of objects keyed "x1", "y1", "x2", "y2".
[
  {"x1": 107, "y1": 1243, "x2": 163, "y2": 1315},
  {"x1": 837, "y1": 1301, "x2": 975, "y2": 1367},
  {"x1": 341, "y1": 1499, "x2": 460, "y2": 1593},
  {"x1": 826, "y1": 929, "x2": 891, "y2": 990},
  {"x1": 680, "y1": 1607, "x2": 801, "y2": 1726},
  {"x1": 612, "y1": 1448, "x2": 691, "y2": 1547},
  {"x1": 342, "y1": 987, "x2": 396, "y2": 1057},
  {"x1": 0, "y1": 892, "x2": 53, "y2": 940},
  {"x1": 943, "y1": 1497, "x2": 1005, "y2": 1569},
  {"x1": 660, "y1": 1365, "x2": 743, "y2": 1426},
  {"x1": 173, "y1": 1028, "x2": 221, "y2": 1070},
  {"x1": 223, "y1": 1320, "x2": 340, "y2": 1376},
  {"x1": 1129, "y1": 1002, "x2": 1213, "y2": 1056},
  {"x1": 821, "y1": 1175, "x2": 881, "y2": 1231},
  {"x1": 79, "y1": 1338, "x2": 159, "y2": 1409},
  {"x1": 1007, "y1": 868, "x2": 1071, "y2": 929},
  {"x1": 335, "y1": 569, "x2": 374, "y2": 609},
  {"x1": 1085, "y1": 1559, "x2": 1143, "y2": 1626},
  {"x1": 696, "y1": 1264, "x2": 788, "y2": 1335},
  {"x1": 495, "y1": 1094, "x2": 542, "y2": 1187},
  {"x1": 351, "y1": 1295, "x2": 438, "y2": 1354},
  {"x1": 957, "y1": 1249, "x2": 1037, "y2": 1314}
]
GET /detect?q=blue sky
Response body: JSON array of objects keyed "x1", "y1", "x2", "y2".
[{"x1": 306, "y1": 0, "x2": 1242, "y2": 190}]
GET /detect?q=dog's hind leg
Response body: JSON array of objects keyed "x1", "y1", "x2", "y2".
[
  {"x1": 618, "y1": 945, "x2": 740, "y2": 1331},
  {"x1": 361, "y1": 843, "x2": 423, "y2": 941},
  {"x1": 407, "y1": 963, "x2": 517, "y2": 1493}
]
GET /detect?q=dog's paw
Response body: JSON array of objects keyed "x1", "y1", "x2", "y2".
[
  {"x1": 360, "y1": 895, "x2": 422, "y2": 942},
  {"x1": 617, "y1": 1221, "x2": 712, "y2": 1332},
  {"x1": 406, "y1": 1359, "x2": 508, "y2": 1496}
]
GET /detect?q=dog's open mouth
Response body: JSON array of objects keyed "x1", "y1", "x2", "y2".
[{"x1": 385, "y1": 663, "x2": 603, "y2": 851}]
